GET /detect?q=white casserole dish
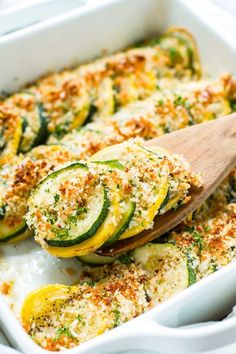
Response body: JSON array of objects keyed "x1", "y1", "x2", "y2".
[{"x1": 0, "y1": 0, "x2": 236, "y2": 353}]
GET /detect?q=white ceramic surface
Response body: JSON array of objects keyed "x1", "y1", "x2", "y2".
[{"x1": 0, "y1": 0, "x2": 236, "y2": 353}]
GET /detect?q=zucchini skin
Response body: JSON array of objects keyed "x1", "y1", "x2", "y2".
[
  {"x1": 0, "y1": 221, "x2": 28, "y2": 243},
  {"x1": 35, "y1": 162, "x2": 87, "y2": 190},
  {"x1": 45, "y1": 187, "x2": 110, "y2": 247},
  {"x1": 0, "y1": 204, "x2": 6, "y2": 220},
  {"x1": 104, "y1": 201, "x2": 136, "y2": 246},
  {"x1": 19, "y1": 103, "x2": 48, "y2": 153},
  {"x1": 83, "y1": 104, "x2": 97, "y2": 125},
  {"x1": 31, "y1": 103, "x2": 48, "y2": 147},
  {"x1": 93, "y1": 160, "x2": 124, "y2": 171},
  {"x1": 91, "y1": 159, "x2": 135, "y2": 245}
]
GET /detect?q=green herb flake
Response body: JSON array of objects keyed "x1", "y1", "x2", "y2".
[
  {"x1": 186, "y1": 226, "x2": 204, "y2": 254},
  {"x1": 53, "y1": 227, "x2": 69, "y2": 239},
  {"x1": 54, "y1": 194, "x2": 60, "y2": 203},
  {"x1": 77, "y1": 314, "x2": 86, "y2": 326},
  {"x1": 211, "y1": 259, "x2": 219, "y2": 273},
  {"x1": 174, "y1": 95, "x2": 186, "y2": 107},
  {"x1": 157, "y1": 99, "x2": 164, "y2": 107},
  {"x1": 113, "y1": 306, "x2": 121, "y2": 327},
  {"x1": 76, "y1": 206, "x2": 87, "y2": 216},
  {"x1": 55, "y1": 327, "x2": 74, "y2": 340},
  {"x1": 68, "y1": 214, "x2": 77, "y2": 225}
]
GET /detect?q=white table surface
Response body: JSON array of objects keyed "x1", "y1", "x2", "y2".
[{"x1": 0, "y1": 0, "x2": 236, "y2": 353}]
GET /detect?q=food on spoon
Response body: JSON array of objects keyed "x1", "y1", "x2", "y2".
[{"x1": 26, "y1": 140, "x2": 202, "y2": 257}]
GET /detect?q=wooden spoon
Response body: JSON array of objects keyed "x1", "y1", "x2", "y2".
[{"x1": 98, "y1": 114, "x2": 236, "y2": 256}]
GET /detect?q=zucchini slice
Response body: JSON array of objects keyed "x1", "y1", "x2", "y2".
[
  {"x1": 133, "y1": 243, "x2": 189, "y2": 300},
  {"x1": 19, "y1": 103, "x2": 47, "y2": 153},
  {"x1": 90, "y1": 159, "x2": 136, "y2": 245},
  {"x1": 93, "y1": 77, "x2": 115, "y2": 121},
  {"x1": 145, "y1": 145, "x2": 190, "y2": 213},
  {"x1": 159, "y1": 27, "x2": 202, "y2": 77},
  {"x1": 27, "y1": 162, "x2": 123, "y2": 257},
  {"x1": 28, "y1": 144, "x2": 76, "y2": 163},
  {"x1": 28, "y1": 163, "x2": 109, "y2": 248},
  {"x1": 6, "y1": 93, "x2": 48, "y2": 153},
  {"x1": 104, "y1": 200, "x2": 136, "y2": 246},
  {"x1": 0, "y1": 185, "x2": 6, "y2": 220},
  {"x1": 77, "y1": 253, "x2": 118, "y2": 265},
  {"x1": 0, "y1": 218, "x2": 29, "y2": 243},
  {"x1": 120, "y1": 175, "x2": 167, "y2": 240},
  {"x1": 21, "y1": 284, "x2": 73, "y2": 325},
  {"x1": 0, "y1": 105, "x2": 23, "y2": 165},
  {"x1": 91, "y1": 142, "x2": 168, "y2": 240}
]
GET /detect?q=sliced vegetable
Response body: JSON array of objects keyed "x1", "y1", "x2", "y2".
[
  {"x1": 90, "y1": 159, "x2": 136, "y2": 245},
  {"x1": 0, "y1": 218, "x2": 29, "y2": 243},
  {"x1": 27, "y1": 162, "x2": 123, "y2": 257},
  {"x1": 104, "y1": 200, "x2": 136, "y2": 246},
  {"x1": 0, "y1": 105, "x2": 23, "y2": 165},
  {"x1": 145, "y1": 145, "x2": 190, "y2": 213},
  {"x1": 133, "y1": 243, "x2": 189, "y2": 299},
  {"x1": 159, "y1": 27, "x2": 202, "y2": 77},
  {"x1": 6, "y1": 93, "x2": 48, "y2": 153},
  {"x1": 21, "y1": 284, "x2": 73, "y2": 325},
  {"x1": 28, "y1": 144, "x2": 76, "y2": 163},
  {"x1": 18, "y1": 102, "x2": 47, "y2": 152},
  {"x1": 92, "y1": 77, "x2": 115, "y2": 120},
  {"x1": 29, "y1": 163, "x2": 110, "y2": 247},
  {"x1": 91, "y1": 142, "x2": 168, "y2": 239}
]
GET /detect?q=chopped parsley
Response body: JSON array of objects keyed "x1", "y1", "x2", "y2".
[
  {"x1": 54, "y1": 194, "x2": 60, "y2": 203},
  {"x1": 76, "y1": 206, "x2": 87, "y2": 215},
  {"x1": 113, "y1": 305, "x2": 121, "y2": 327},
  {"x1": 0, "y1": 204, "x2": 6, "y2": 219},
  {"x1": 211, "y1": 259, "x2": 219, "y2": 273},
  {"x1": 157, "y1": 99, "x2": 164, "y2": 107},
  {"x1": 68, "y1": 214, "x2": 77, "y2": 225},
  {"x1": 77, "y1": 314, "x2": 86, "y2": 326},
  {"x1": 174, "y1": 95, "x2": 186, "y2": 107},
  {"x1": 53, "y1": 227, "x2": 69, "y2": 239},
  {"x1": 55, "y1": 327, "x2": 74, "y2": 340},
  {"x1": 186, "y1": 226, "x2": 204, "y2": 254}
]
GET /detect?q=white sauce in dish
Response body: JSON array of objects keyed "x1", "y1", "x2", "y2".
[{"x1": 0, "y1": 238, "x2": 82, "y2": 317}]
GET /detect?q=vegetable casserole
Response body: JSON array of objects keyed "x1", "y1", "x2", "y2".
[{"x1": 0, "y1": 27, "x2": 235, "y2": 351}]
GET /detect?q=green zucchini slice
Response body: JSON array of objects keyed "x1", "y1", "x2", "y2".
[
  {"x1": 0, "y1": 186, "x2": 6, "y2": 220},
  {"x1": 133, "y1": 243, "x2": 189, "y2": 299},
  {"x1": 7, "y1": 93, "x2": 48, "y2": 153},
  {"x1": 28, "y1": 163, "x2": 110, "y2": 248},
  {"x1": 91, "y1": 142, "x2": 168, "y2": 239},
  {"x1": 19, "y1": 102, "x2": 47, "y2": 153},
  {"x1": 93, "y1": 77, "x2": 115, "y2": 120},
  {"x1": 104, "y1": 200, "x2": 135, "y2": 246},
  {"x1": 159, "y1": 27, "x2": 201, "y2": 77},
  {"x1": 89, "y1": 159, "x2": 136, "y2": 245},
  {"x1": 0, "y1": 105, "x2": 23, "y2": 165},
  {"x1": 0, "y1": 218, "x2": 27, "y2": 243}
]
